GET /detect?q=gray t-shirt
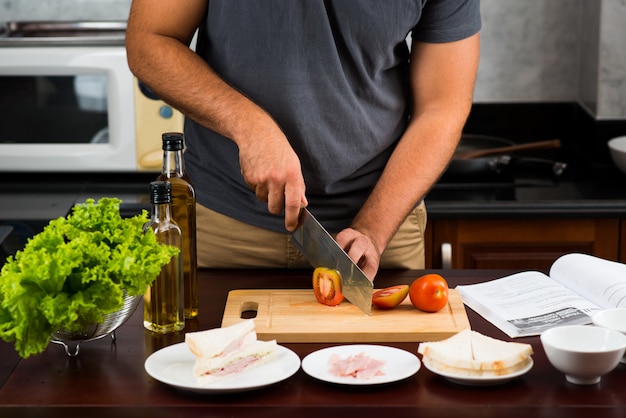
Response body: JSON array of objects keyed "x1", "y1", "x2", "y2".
[{"x1": 185, "y1": 0, "x2": 481, "y2": 232}]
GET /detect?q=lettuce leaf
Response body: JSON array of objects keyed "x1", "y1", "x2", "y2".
[{"x1": 0, "y1": 197, "x2": 179, "y2": 358}]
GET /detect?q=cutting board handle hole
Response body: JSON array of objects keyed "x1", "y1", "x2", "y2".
[{"x1": 240, "y1": 301, "x2": 259, "y2": 319}]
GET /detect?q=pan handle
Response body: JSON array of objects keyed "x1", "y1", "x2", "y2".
[
  {"x1": 509, "y1": 156, "x2": 568, "y2": 177},
  {"x1": 455, "y1": 139, "x2": 561, "y2": 160}
]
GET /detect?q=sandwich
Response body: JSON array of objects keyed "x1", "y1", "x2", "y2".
[
  {"x1": 185, "y1": 319, "x2": 277, "y2": 385},
  {"x1": 418, "y1": 329, "x2": 533, "y2": 377}
]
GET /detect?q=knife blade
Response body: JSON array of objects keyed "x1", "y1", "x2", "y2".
[{"x1": 291, "y1": 208, "x2": 373, "y2": 315}]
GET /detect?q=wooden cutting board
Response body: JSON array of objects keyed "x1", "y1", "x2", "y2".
[{"x1": 221, "y1": 289, "x2": 470, "y2": 343}]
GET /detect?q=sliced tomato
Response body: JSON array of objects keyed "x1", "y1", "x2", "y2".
[
  {"x1": 372, "y1": 285, "x2": 409, "y2": 309},
  {"x1": 312, "y1": 267, "x2": 344, "y2": 306}
]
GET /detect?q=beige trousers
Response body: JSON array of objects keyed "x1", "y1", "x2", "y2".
[{"x1": 196, "y1": 201, "x2": 426, "y2": 270}]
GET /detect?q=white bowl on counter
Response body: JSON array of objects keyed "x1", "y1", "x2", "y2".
[
  {"x1": 608, "y1": 136, "x2": 626, "y2": 174},
  {"x1": 540, "y1": 325, "x2": 626, "y2": 385},
  {"x1": 592, "y1": 308, "x2": 626, "y2": 363}
]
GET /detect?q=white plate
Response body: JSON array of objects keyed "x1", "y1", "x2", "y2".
[
  {"x1": 144, "y1": 342, "x2": 301, "y2": 393},
  {"x1": 422, "y1": 357, "x2": 533, "y2": 386},
  {"x1": 301, "y1": 344, "x2": 420, "y2": 385}
]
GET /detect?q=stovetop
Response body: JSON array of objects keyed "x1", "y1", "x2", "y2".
[
  {"x1": 425, "y1": 157, "x2": 626, "y2": 218},
  {"x1": 425, "y1": 127, "x2": 626, "y2": 206}
]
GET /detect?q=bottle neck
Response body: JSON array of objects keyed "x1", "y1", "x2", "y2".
[
  {"x1": 151, "y1": 201, "x2": 172, "y2": 220},
  {"x1": 162, "y1": 150, "x2": 184, "y2": 176}
]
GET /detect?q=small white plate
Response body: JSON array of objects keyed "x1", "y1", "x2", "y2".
[
  {"x1": 301, "y1": 344, "x2": 420, "y2": 385},
  {"x1": 144, "y1": 342, "x2": 301, "y2": 393},
  {"x1": 422, "y1": 357, "x2": 533, "y2": 386}
]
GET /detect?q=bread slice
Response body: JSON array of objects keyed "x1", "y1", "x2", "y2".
[
  {"x1": 419, "y1": 327, "x2": 473, "y2": 366},
  {"x1": 418, "y1": 329, "x2": 533, "y2": 373},
  {"x1": 186, "y1": 319, "x2": 256, "y2": 359},
  {"x1": 193, "y1": 339, "x2": 277, "y2": 385},
  {"x1": 422, "y1": 355, "x2": 532, "y2": 377},
  {"x1": 185, "y1": 320, "x2": 277, "y2": 385}
]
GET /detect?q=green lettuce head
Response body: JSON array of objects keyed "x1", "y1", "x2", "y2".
[{"x1": 0, "y1": 198, "x2": 179, "y2": 358}]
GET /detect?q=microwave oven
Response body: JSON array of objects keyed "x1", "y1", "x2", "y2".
[{"x1": 0, "y1": 43, "x2": 184, "y2": 172}]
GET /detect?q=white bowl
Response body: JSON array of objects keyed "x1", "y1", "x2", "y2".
[
  {"x1": 608, "y1": 136, "x2": 626, "y2": 174},
  {"x1": 540, "y1": 325, "x2": 626, "y2": 385},
  {"x1": 592, "y1": 308, "x2": 626, "y2": 363}
]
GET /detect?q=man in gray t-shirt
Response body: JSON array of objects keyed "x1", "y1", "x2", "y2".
[{"x1": 127, "y1": 1, "x2": 481, "y2": 279}]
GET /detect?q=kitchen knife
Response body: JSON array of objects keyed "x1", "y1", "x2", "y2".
[{"x1": 291, "y1": 208, "x2": 373, "y2": 315}]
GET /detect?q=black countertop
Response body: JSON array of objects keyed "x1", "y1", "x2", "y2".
[
  {"x1": 425, "y1": 161, "x2": 626, "y2": 219},
  {"x1": 0, "y1": 172, "x2": 155, "y2": 222},
  {"x1": 1, "y1": 160, "x2": 625, "y2": 224}
]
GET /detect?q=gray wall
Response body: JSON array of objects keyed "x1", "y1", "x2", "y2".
[
  {"x1": 476, "y1": 0, "x2": 626, "y2": 120},
  {"x1": 1, "y1": 0, "x2": 625, "y2": 120}
]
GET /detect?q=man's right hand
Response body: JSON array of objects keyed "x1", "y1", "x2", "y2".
[{"x1": 237, "y1": 121, "x2": 307, "y2": 232}]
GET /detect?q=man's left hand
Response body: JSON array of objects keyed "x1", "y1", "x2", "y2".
[{"x1": 335, "y1": 227, "x2": 381, "y2": 281}]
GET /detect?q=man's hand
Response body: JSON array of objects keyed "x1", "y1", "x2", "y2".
[
  {"x1": 238, "y1": 127, "x2": 307, "y2": 231},
  {"x1": 335, "y1": 227, "x2": 381, "y2": 281}
]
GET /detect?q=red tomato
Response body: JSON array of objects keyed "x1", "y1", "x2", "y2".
[
  {"x1": 409, "y1": 274, "x2": 449, "y2": 312},
  {"x1": 312, "y1": 267, "x2": 344, "y2": 306},
  {"x1": 372, "y1": 285, "x2": 409, "y2": 309}
]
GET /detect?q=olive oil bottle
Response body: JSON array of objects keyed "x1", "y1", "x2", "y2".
[
  {"x1": 143, "y1": 181, "x2": 185, "y2": 333},
  {"x1": 156, "y1": 132, "x2": 199, "y2": 319}
]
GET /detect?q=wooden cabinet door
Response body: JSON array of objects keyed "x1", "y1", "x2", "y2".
[
  {"x1": 618, "y1": 219, "x2": 626, "y2": 263},
  {"x1": 427, "y1": 218, "x2": 620, "y2": 270}
]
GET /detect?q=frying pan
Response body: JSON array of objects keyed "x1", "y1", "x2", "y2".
[{"x1": 443, "y1": 134, "x2": 567, "y2": 181}]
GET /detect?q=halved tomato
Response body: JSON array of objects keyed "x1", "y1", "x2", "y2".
[
  {"x1": 372, "y1": 285, "x2": 409, "y2": 309},
  {"x1": 312, "y1": 267, "x2": 344, "y2": 306}
]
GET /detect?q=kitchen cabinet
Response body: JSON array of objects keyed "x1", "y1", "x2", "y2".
[
  {"x1": 425, "y1": 218, "x2": 621, "y2": 270},
  {"x1": 621, "y1": 219, "x2": 626, "y2": 263}
]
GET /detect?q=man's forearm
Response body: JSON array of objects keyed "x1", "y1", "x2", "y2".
[
  {"x1": 126, "y1": 28, "x2": 275, "y2": 149},
  {"x1": 350, "y1": 109, "x2": 466, "y2": 254}
]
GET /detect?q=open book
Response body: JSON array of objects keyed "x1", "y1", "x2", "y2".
[{"x1": 456, "y1": 253, "x2": 626, "y2": 338}]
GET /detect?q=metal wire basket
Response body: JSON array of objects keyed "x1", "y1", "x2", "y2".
[{"x1": 50, "y1": 291, "x2": 142, "y2": 357}]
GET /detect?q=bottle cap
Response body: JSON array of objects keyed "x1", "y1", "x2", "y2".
[
  {"x1": 149, "y1": 181, "x2": 172, "y2": 204},
  {"x1": 162, "y1": 132, "x2": 184, "y2": 151}
]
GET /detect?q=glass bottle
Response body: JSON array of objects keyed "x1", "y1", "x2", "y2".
[
  {"x1": 143, "y1": 181, "x2": 185, "y2": 333},
  {"x1": 156, "y1": 132, "x2": 198, "y2": 319}
]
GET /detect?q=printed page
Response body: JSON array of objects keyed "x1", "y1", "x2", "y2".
[
  {"x1": 549, "y1": 253, "x2": 626, "y2": 309},
  {"x1": 456, "y1": 271, "x2": 600, "y2": 338}
]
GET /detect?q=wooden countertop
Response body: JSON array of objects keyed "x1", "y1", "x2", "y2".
[{"x1": 1, "y1": 268, "x2": 625, "y2": 417}]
